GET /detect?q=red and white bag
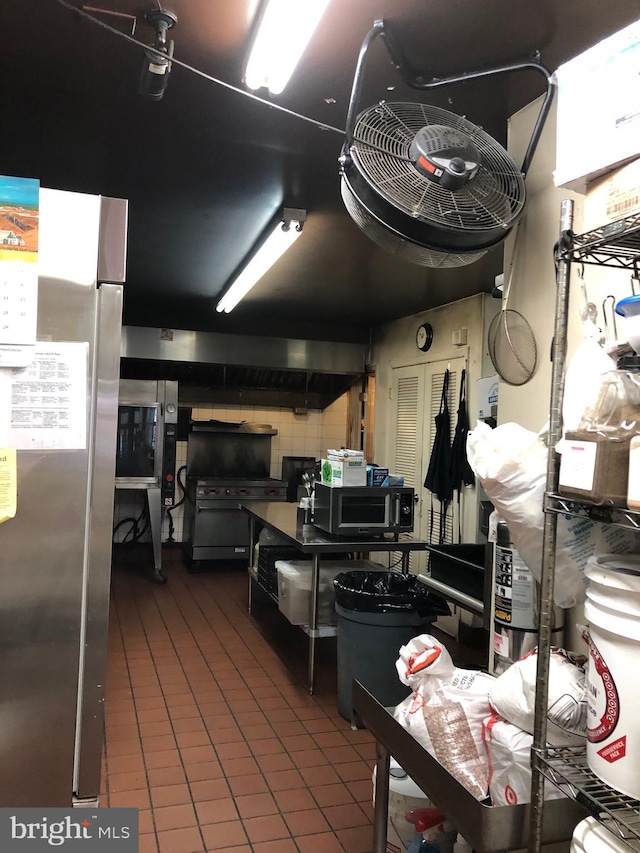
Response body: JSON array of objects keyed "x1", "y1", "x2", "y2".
[
  {"x1": 393, "y1": 635, "x2": 495, "y2": 800},
  {"x1": 482, "y1": 713, "x2": 565, "y2": 806}
]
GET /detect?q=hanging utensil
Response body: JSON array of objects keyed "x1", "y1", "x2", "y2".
[
  {"x1": 575, "y1": 264, "x2": 603, "y2": 344},
  {"x1": 488, "y1": 220, "x2": 538, "y2": 386},
  {"x1": 602, "y1": 294, "x2": 618, "y2": 344}
]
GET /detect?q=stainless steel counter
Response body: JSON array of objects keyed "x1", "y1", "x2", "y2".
[
  {"x1": 241, "y1": 500, "x2": 425, "y2": 554},
  {"x1": 240, "y1": 502, "x2": 430, "y2": 694}
]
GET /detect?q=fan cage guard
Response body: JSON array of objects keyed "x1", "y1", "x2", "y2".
[
  {"x1": 348, "y1": 101, "x2": 526, "y2": 237},
  {"x1": 341, "y1": 178, "x2": 487, "y2": 268}
]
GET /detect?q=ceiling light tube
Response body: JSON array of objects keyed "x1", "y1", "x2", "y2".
[
  {"x1": 244, "y1": 0, "x2": 331, "y2": 95},
  {"x1": 216, "y1": 209, "x2": 305, "y2": 314}
]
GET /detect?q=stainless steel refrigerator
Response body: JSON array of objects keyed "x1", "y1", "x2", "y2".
[{"x1": 0, "y1": 187, "x2": 127, "y2": 806}]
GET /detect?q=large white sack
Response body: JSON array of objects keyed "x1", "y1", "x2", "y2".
[
  {"x1": 466, "y1": 420, "x2": 638, "y2": 607},
  {"x1": 482, "y1": 714, "x2": 565, "y2": 806},
  {"x1": 393, "y1": 635, "x2": 495, "y2": 801},
  {"x1": 488, "y1": 647, "x2": 587, "y2": 747}
]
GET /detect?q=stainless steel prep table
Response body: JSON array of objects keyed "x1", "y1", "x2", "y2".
[
  {"x1": 241, "y1": 501, "x2": 431, "y2": 694},
  {"x1": 352, "y1": 681, "x2": 586, "y2": 853}
]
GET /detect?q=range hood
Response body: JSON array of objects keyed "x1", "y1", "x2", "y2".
[{"x1": 120, "y1": 326, "x2": 366, "y2": 410}]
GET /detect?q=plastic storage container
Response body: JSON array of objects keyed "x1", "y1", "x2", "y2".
[
  {"x1": 275, "y1": 559, "x2": 383, "y2": 627},
  {"x1": 584, "y1": 553, "x2": 640, "y2": 799},
  {"x1": 333, "y1": 571, "x2": 449, "y2": 721},
  {"x1": 559, "y1": 356, "x2": 640, "y2": 506},
  {"x1": 571, "y1": 816, "x2": 640, "y2": 852}
]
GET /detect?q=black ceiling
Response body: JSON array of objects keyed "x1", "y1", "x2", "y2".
[{"x1": 2, "y1": 0, "x2": 638, "y2": 344}]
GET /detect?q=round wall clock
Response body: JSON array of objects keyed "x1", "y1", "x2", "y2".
[{"x1": 416, "y1": 322, "x2": 433, "y2": 352}]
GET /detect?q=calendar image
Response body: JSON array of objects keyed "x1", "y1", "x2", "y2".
[
  {"x1": 0, "y1": 175, "x2": 39, "y2": 366},
  {"x1": 0, "y1": 175, "x2": 39, "y2": 261}
]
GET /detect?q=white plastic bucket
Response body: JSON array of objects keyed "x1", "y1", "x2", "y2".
[
  {"x1": 372, "y1": 760, "x2": 456, "y2": 853},
  {"x1": 388, "y1": 763, "x2": 432, "y2": 853},
  {"x1": 571, "y1": 816, "x2": 640, "y2": 852},
  {"x1": 584, "y1": 554, "x2": 640, "y2": 799},
  {"x1": 372, "y1": 760, "x2": 431, "y2": 853}
]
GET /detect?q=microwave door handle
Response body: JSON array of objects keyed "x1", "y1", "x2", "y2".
[{"x1": 392, "y1": 493, "x2": 400, "y2": 530}]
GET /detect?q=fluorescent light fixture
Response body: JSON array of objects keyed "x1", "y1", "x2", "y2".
[
  {"x1": 244, "y1": 0, "x2": 331, "y2": 95},
  {"x1": 216, "y1": 208, "x2": 306, "y2": 314}
]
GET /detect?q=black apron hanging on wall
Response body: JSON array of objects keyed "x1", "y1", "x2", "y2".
[
  {"x1": 424, "y1": 369, "x2": 453, "y2": 544},
  {"x1": 450, "y1": 368, "x2": 475, "y2": 542}
]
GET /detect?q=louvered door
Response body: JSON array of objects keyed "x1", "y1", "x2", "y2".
[{"x1": 390, "y1": 358, "x2": 465, "y2": 577}]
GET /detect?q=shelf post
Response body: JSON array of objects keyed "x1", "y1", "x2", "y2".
[{"x1": 529, "y1": 199, "x2": 575, "y2": 853}]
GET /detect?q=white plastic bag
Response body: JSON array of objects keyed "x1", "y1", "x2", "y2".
[
  {"x1": 561, "y1": 330, "x2": 617, "y2": 436},
  {"x1": 393, "y1": 635, "x2": 495, "y2": 800},
  {"x1": 555, "y1": 516, "x2": 640, "y2": 607},
  {"x1": 482, "y1": 714, "x2": 565, "y2": 806},
  {"x1": 466, "y1": 421, "x2": 638, "y2": 607},
  {"x1": 467, "y1": 421, "x2": 547, "y2": 583},
  {"x1": 488, "y1": 647, "x2": 587, "y2": 747}
]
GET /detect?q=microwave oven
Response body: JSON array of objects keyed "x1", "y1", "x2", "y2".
[
  {"x1": 115, "y1": 379, "x2": 178, "y2": 506},
  {"x1": 312, "y1": 483, "x2": 415, "y2": 537}
]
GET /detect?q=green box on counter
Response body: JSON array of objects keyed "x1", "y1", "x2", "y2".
[{"x1": 321, "y1": 457, "x2": 367, "y2": 487}]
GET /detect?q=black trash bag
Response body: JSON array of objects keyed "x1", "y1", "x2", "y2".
[{"x1": 333, "y1": 571, "x2": 450, "y2": 618}]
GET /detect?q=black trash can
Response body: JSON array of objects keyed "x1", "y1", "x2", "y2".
[{"x1": 333, "y1": 571, "x2": 450, "y2": 722}]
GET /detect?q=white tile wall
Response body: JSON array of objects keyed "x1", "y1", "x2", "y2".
[{"x1": 112, "y1": 393, "x2": 350, "y2": 545}]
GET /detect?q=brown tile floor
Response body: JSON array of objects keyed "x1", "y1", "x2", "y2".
[{"x1": 101, "y1": 547, "x2": 379, "y2": 853}]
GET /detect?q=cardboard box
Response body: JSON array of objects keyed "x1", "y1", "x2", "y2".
[
  {"x1": 584, "y1": 157, "x2": 640, "y2": 230},
  {"x1": 321, "y1": 457, "x2": 366, "y2": 487},
  {"x1": 554, "y1": 18, "x2": 640, "y2": 193}
]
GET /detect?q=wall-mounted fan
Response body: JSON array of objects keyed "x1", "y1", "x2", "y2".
[{"x1": 340, "y1": 21, "x2": 555, "y2": 268}]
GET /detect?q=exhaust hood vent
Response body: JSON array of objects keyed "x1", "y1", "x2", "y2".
[{"x1": 120, "y1": 327, "x2": 366, "y2": 411}]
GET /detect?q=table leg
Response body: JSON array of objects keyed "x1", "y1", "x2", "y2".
[
  {"x1": 307, "y1": 552, "x2": 320, "y2": 695},
  {"x1": 401, "y1": 550, "x2": 410, "y2": 575},
  {"x1": 373, "y1": 741, "x2": 390, "y2": 853},
  {"x1": 147, "y1": 486, "x2": 166, "y2": 584},
  {"x1": 248, "y1": 516, "x2": 256, "y2": 613}
]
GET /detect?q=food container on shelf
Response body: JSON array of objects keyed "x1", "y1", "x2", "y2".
[
  {"x1": 615, "y1": 295, "x2": 640, "y2": 356},
  {"x1": 276, "y1": 560, "x2": 342, "y2": 625},
  {"x1": 275, "y1": 558, "x2": 383, "y2": 626},
  {"x1": 559, "y1": 356, "x2": 640, "y2": 506}
]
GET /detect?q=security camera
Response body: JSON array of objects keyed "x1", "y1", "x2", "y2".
[{"x1": 139, "y1": 8, "x2": 177, "y2": 101}]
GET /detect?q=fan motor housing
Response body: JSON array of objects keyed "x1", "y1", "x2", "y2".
[{"x1": 410, "y1": 125, "x2": 480, "y2": 190}]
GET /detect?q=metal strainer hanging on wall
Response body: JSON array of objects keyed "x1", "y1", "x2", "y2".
[
  {"x1": 488, "y1": 223, "x2": 538, "y2": 385},
  {"x1": 488, "y1": 308, "x2": 537, "y2": 385}
]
